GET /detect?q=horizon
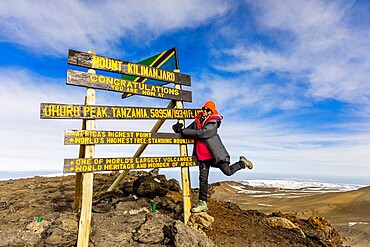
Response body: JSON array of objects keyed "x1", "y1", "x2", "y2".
[
  {"x1": 0, "y1": 1, "x2": 369, "y2": 180},
  {"x1": 1, "y1": 169, "x2": 369, "y2": 188}
]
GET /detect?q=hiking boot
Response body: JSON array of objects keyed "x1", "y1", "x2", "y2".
[
  {"x1": 240, "y1": 156, "x2": 253, "y2": 169},
  {"x1": 191, "y1": 200, "x2": 208, "y2": 213}
]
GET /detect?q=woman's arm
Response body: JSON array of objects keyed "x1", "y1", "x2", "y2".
[{"x1": 182, "y1": 119, "x2": 218, "y2": 139}]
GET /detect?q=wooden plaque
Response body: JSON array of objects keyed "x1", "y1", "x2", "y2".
[
  {"x1": 68, "y1": 49, "x2": 191, "y2": 86},
  {"x1": 67, "y1": 70, "x2": 192, "y2": 102},
  {"x1": 64, "y1": 156, "x2": 197, "y2": 173},
  {"x1": 64, "y1": 130, "x2": 194, "y2": 145},
  {"x1": 40, "y1": 103, "x2": 202, "y2": 119}
]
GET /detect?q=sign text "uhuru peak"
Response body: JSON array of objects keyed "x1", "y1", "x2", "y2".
[{"x1": 40, "y1": 103, "x2": 202, "y2": 119}]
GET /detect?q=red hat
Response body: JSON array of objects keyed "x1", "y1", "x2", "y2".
[{"x1": 203, "y1": 100, "x2": 218, "y2": 114}]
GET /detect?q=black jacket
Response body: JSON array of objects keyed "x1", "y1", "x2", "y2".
[{"x1": 182, "y1": 117, "x2": 230, "y2": 165}]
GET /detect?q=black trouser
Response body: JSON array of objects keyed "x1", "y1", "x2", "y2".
[{"x1": 198, "y1": 158, "x2": 244, "y2": 202}]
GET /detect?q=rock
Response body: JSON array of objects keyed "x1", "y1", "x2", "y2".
[
  {"x1": 43, "y1": 213, "x2": 78, "y2": 246},
  {"x1": 25, "y1": 218, "x2": 51, "y2": 235},
  {"x1": 115, "y1": 197, "x2": 150, "y2": 212},
  {"x1": 119, "y1": 172, "x2": 181, "y2": 197},
  {"x1": 133, "y1": 213, "x2": 172, "y2": 244},
  {"x1": 168, "y1": 178, "x2": 181, "y2": 192},
  {"x1": 306, "y1": 215, "x2": 342, "y2": 246},
  {"x1": 308, "y1": 215, "x2": 334, "y2": 235},
  {"x1": 0, "y1": 201, "x2": 8, "y2": 211},
  {"x1": 151, "y1": 196, "x2": 183, "y2": 219},
  {"x1": 264, "y1": 216, "x2": 306, "y2": 238},
  {"x1": 119, "y1": 171, "x2": 144, "y2": 194},
  {"x1": 265, "y1": 216, "x2": 298, "y2": 229},
  {"x1": 134, "y1": 175, "x2": 174, "y2": 198},
  {"x1": 1, "y1": 219, "x2": 51, "y2": 246},
  {"x1": 92, "y1": 201, "x2": 112, "y2": 213},
  {"x1": 90, "y1": 229, "x2": 135, "y2": 246},
  {"x1": 188, "y1": 212, "x2": 215, "y2": 233},
  {"x1": 269, "y1": 211, "x2": 342, "y2": 246},
  {"x1": 90, "y1": 210, "x2": 147, "y2": 245},
  {"x1": 92, "y1": 190, "x2": 125, "y2": 213},
  {"x1": 148, "y1": 168, "x2": 159, "y2": 176},
  {"x1": 170, "y1": 220, "x2": 216, "y2": 247},
  {"x1": 7, "y1": 232, "x2": 42, "y2": 247},
  {"x1": 128, "y1": 207, "x2": 150, "y2": 215}
]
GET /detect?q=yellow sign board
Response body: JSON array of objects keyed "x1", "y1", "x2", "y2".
[
  {"x1": 67, "y1": 70, "x2": 192, "y2": 102},
  {"x1": 68, "y1": 49, "x2": 191, "y2": 86},
  {"x1": 64, "y1": 156, "x2": 197, "y2": 173},
  {"x1": 40, "y1": 103, "x2": 202, "y2": 119},
  {"x1": 64, "y1": 130, "x2": 194, "y2": 145}
]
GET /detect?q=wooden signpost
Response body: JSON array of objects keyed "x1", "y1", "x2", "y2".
[
  {"x1": 76, "y1": 61, "x2": 96, "y2": 247},
  {"x1": 41, "y1": 49, "x2": 196, "y2": 247},
  {"x1": 173, "y1": 70, "x2": 192, "y2": 223}
]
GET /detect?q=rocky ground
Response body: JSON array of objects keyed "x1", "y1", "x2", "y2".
[
  {"x1": 209, "y1": 181, "x2": 370, "y2": 247},
  {"x1": 0, "y1": 171, "x2": 344, "y2": 246}
]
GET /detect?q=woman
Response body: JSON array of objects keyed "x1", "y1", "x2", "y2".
[{"x1": 173, "y1": 100, "x2": 253, "y2": 213}]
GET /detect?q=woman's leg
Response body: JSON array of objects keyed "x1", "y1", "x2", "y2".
[
  {"x1": 218, "y1": 161, "x2": 244, "y2": 176},
  {"x1": 192, "y1": 159, "x2": 213, "y2": 213},
  {"x1": 198, "y1": 159, "x2": 212, "y2": 202}
]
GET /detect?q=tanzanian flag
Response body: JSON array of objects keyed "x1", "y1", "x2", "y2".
[{"x1": 122, "y1": 47, "x2": 179, "y2": 98}]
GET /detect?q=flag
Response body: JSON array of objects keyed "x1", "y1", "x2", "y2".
[{"x1": 122, "y1": 47, "x2": 179, "y2": 98}]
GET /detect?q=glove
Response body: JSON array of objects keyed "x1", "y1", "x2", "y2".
[{"x1": 172, "y1": 122, "x2": 184, "y2": 133}]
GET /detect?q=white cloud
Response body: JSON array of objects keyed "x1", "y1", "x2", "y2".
[
  {"x1": 0, "y1": 0, "x2": 230, "y2": 56},
  {"x1": 216, "y1": 0, "x2": 370, "y2": 109},
  {"x1": 190, "y1": 73, "x2": 306, "y2": 115}
]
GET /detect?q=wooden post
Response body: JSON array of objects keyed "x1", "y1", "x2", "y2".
[
  {"x1": 77, "y1": 51, "x2": 96, "y2": 247},
  {"x1": 174, "y1": 69, "x2": 192, "y2": 224},
  {"x1": 108, "y1": 100, "x2": 176, "y2": 191},
  {"x1": 74, "y1": 99, "x2": 87, "y2": 210}
]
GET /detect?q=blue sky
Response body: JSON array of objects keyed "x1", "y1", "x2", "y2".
[{"x1": 0, "y1": 0, "x2": 369, "y2": 182}]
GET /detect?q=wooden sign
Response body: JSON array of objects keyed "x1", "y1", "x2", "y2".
[
  {"x1": 68, "y1": 49, "x2": 191, "y2": 86},
  {"x1": 64, "y1": 130, "x2": 194, "y2": 145},
  {"x1": 67, "y1": 70, "x2": 192, "y2": 102},
  {"x1": 40, "y1": 103, "x2": 202, "y2": 119},
  {"x1": 64, "y1": 156, "x2": 197, "y2": 173}
]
